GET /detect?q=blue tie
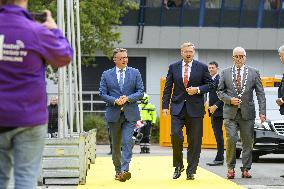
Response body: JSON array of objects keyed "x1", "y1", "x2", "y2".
[{"x1": 119, "y1": 69, "x2": 124, "y2": 91}]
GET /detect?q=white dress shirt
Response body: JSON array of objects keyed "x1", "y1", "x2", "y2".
[
  {"x1": 234, "y1": 64, "x2": 245, "y2": 86},
  {"x1": 116, "y1": 67, "x2": 126, "y2": 84},
  {"x1": 211, "y1": 73, "x2": 218, "y2": 80}
]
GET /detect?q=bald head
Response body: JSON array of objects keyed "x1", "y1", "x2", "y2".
[
  {"x1": 50, "y1": 96, "x2": 58, "y2": 105},
  {"x1": 232, "y1": 46, "x2": 246, "y2": 68},
  {"x1": 233, "y1": 47, "x2": 246, "y2": 56},
  {"x1": 278, "y1": 45, "x2": 284, "y2": 64}
]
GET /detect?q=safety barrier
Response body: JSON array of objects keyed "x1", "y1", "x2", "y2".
[{"x1": 261, "y1": 77, "x2": 281, "y2": 87}]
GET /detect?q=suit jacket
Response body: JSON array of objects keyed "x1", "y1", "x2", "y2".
[
  {"x1": 278, "y1": 74, "x2": 284, "y2": 115},
  {"x1": 99, "y1": 66, "x2": 144, "y2": 122},
  {"x1": 217, "y1": 66, "x2": 266, "y2": 120},
  {"x1": 208, "y1": 74, "x2": 224, "y2": 117},
  {"x1": 162, "y1": 60, "x2": 214, "y2": 117}
]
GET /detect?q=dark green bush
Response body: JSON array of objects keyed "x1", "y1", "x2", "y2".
[
  {"x1": 83, "y1": 113, "x2": 109, "y2": 144},
  {"x1": 151, "y1": 116, "x2": 160, "y2": 144},
  {"x1": 83, "y1": 113, "x2": 160, "y2": 144}
]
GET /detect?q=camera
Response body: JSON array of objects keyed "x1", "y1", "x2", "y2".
[{"x1": 31, "y1": 12, "x2": 47, "y2": 23}]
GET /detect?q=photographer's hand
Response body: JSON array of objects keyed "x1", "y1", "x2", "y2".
[{"x1": 42, "y1": 10, "x2": 58, "y2": 30}]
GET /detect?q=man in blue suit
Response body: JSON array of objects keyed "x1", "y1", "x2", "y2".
[
  {"x1": 99, "y1": 48, "x2": 144, "y2": 182},
  {"x1": 162, "y1": 42, "x2": 214, "y2": 180},
  {"x1": 206, "y1": 61, "x2": 224, "y2": 166}
]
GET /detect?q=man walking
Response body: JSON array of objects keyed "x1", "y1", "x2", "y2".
[
  {"x1": 217, "y1": 47, "x2": 266, "y2": 179},
  {"x1": 206, "y1": 61, "x2": 224, "y2": 166},
  {"x1": 138, "y1": 93, "x2": 157, "y2": 154},
  {"x1": 99, "y1": 48, "x2": 144, "y2": 182},
  {"x1": 162, "y1": 42, "x2": 214, "y2": 180},
  {"x1": 276, "y1": 45, "x2": 284, "y2": 179}
]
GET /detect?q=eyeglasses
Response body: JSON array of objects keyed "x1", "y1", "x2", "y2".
[
  {"x1": 115, "y1": 56, "x2": 128, "y2": 61},
  {"x1": 233, "y1": 55, "x2": 246, "y2": 59}
]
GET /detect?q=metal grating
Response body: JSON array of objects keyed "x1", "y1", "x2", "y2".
[{"x1": 272, "y1": 122, "x2": 284, "y2": 136}]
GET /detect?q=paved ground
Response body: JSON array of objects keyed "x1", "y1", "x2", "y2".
[
  {"x1": 7, "y1": 144, "x2": 284, "y2": 189},
  {"x1": 97, "y1": 145, "x2": 284, "y2": 189}
]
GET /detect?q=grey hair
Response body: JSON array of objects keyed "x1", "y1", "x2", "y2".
[
  {"x1": 180, "y1": 42, "x2": 195, "y2": 49},
  {"x1": 233, "y1": 47, "x2": 246, "y2": 56},
  {"x1": 278, "y1": 45, "x2": 284, "y2": 54}
]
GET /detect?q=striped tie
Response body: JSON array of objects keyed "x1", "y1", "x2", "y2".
[
  {"x1": 236, "y1": 68, "x2": 241, "y2": 93},
  {"x1": 183, "y1": 63, "x2": 189, "y2": 88},
  {"x1": 119, "y1": 69, "x2": 124, "y2": 91}
]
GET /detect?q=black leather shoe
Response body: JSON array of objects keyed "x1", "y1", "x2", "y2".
[
  {"x1": 173, "y1": 166, "x2": 184, "y2": 179},
  {"x1": 206, "y1": 160, "x2": 224, "y2": 166},
  {"x1": 186, "y1": 173, "x2": 195, "y2": 180}
]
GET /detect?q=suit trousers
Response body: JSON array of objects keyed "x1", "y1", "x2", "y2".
[
  {"x1": 210, "y1": 116, "x2": 224, "y2": 161},
  {"x1": 108, "y1": 112, "x2": 135, "y2": 173},
  {"x1": 171, "y1": 103, "x2": 203, "y2": 174},
  {"x1": 224, "y1": 110, "x2": 254, "y2": 171}
]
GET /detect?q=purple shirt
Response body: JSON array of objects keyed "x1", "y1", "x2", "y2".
[{"x1": 0, "y1": 5, "x2": 73, "y2": 127}]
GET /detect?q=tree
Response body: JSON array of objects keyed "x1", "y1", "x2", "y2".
[{"x1": 28, "y1": 0, "x2": 138, "y2": 62}]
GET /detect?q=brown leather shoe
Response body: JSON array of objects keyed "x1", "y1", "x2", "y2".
[
  {"x1": 115, "y1": 172, "x2": 126, "y2": 182},
  {"x1": 227, "y1": 169, "x2": 235, "y2": 179},
  {"x1": 122, "y1": 171, "x2": 131, "y2": 181},
  {"x1": 242, "y1": 170, "x2": 252, "y2": 178}
]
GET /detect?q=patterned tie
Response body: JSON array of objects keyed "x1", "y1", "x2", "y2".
[
  {"x1": 236, "y1": 68, "x2": 241, "y2": 93},
  {"x1": 183, "y1": 63, "x2": 189, "y2": 88},
  {"x1": 119, "y1": 69, "x2": 124, "y2": 91}
]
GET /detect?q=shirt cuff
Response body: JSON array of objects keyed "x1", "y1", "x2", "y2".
[{"x1": 197, "y1": 87, "x2": 200, "y2": 94}]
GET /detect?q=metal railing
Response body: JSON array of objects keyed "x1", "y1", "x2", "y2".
[{"x1": 82, "y1": 91, "x2": 106, "y2": 113}]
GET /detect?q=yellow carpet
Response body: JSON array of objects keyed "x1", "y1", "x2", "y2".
[{"x1": 77, "y1": 156, "x2": 244, "y2": 189}]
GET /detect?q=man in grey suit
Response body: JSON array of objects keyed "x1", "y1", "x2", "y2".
[
  {"x1": 275, "y1": 45, "x2": 284, "y2": 179},
  {"x1": 217, "y1": 47, "x2": 266, "y2": 179},
  {"x1": 99, "y1": 48, "x2": 144, "y2": 182}
]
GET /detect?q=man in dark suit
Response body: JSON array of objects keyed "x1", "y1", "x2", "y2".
[
  {"x1": 276, "y1": 45, "x2": 284, "y2": 179},
  {"x1": 162, "y1": 42, "x2": 214, "y2": 180},
  {"x1": 206, "y1": 61, "x2": 224, "y2": 166},
  {"x1": 99, "y1": 48, "x2": 144, "y2": 182},
  {"x1": 276, "y1": 45, "x2": 284, "y2": 114},
  {"x1": 217, "y1": 47, "x2": 266, "y2": 179}
]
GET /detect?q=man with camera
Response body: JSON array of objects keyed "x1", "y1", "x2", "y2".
[{"x1": 0, "y1": 0, "x2": 73, "y2": 188}]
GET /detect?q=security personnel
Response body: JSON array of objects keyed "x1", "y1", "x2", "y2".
[{"x1": 139, "y1": 93, "x2": 157, "y2": 153}]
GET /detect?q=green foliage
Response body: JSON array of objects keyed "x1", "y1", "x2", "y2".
[
  {"x1": 28, "y1": 0, "x2": 139, "y2": 61},
  {"x1": 83, "y1": 113, "x2": 109, "y2": 144},
  {"x1": 83, "y1": 113, "x2": 161, "y2": 144},
  {"x1": 151, "y1": 117, "x2": 160, "y2": 144}
]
